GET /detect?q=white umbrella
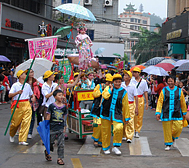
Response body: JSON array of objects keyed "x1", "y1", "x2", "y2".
[
  {"x1": 160, "y1": 59, "x2": 176, "y2": 64},
  {"x1": 174, "y1": 59, "x2": 189, "y2": 67},
  {"x1": 142, "y1": 66, "x2": 169, "y2": 76},
  {"x1": 14, "y1": 58, "x2": 53, "y2": 79}
]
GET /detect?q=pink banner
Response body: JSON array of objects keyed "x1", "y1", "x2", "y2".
[{"x1": 28, "y1": 37, "x2": 57, "y2": 61}]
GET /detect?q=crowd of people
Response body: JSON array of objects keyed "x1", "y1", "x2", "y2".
[{"x1": 5, "y1": 64, "x2": 189, "y2": 165}]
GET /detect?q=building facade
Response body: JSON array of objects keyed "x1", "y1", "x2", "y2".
[
  {"x1": 0, "y1": 2, "x2": 77, "y2": 64},
  {"x1": 162, "y1": 0, "x2": 189, "y2": 59},
  {"x1": 119, "y1": 3, "x2": 150, "y2": 64}
]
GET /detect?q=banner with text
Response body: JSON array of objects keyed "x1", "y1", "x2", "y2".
[{"x1": 28, "y1": 37, "x2": 58, "y2": 61}]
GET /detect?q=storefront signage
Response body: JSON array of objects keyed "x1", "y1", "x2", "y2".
[
  {"x1": 9, "y1": 41, "x2": 25, "y2": 48},
  {"x1": 166, "y1": 29, "x2": 182, "y2": 40},
  {"x1": 5, "y1": 18, "x2": 23, "y2": 30}
]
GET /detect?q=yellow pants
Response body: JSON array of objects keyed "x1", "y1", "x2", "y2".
[
  {"x1": 10, "y1": 101, "x2": 32, "y2": 142},
  {"x1": 134, "y1": 96, "x2": 144, "y2": 133},
  {"x1": 162, "y1": 120, "x2": 183, "y2": 146},
  {"x1": 123, "y1": 103, "x2": 135, "y2": 140},
  {"x1": 92, "y1": 118, "x2": 102, "y2": 144},
  {"x1": 101, "y1": 118, "x2": 123, "y2": 151}
]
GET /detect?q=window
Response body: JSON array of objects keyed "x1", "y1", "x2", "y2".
[
  {"x1": 130, "y1": 25, "x2": 134, "y2": 29},
  {"x1": 135, "y1": 19, "x2": 138, "y2": 23},
  {"x1": 143, "y1": 20, "x2": 147, "y2": 24},
  {"x1": 138, "y1": 19, "x2": 141, "y2": 23},
  {"x1": 143, "y1": 27, "x2": 147, "y2": 30},
  {"x1": 130, "y1": 18, "x2": 134, "y2": 22}
]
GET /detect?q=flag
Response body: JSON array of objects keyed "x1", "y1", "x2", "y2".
[
  {"x1": 28, "y1": 36, "x2": 58, "y2": 61},
  {"x1": 37, "y1": 120, "x2": 50, "y2": 154}
]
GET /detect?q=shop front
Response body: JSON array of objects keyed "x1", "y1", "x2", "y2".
[
  {"x1": 162, "y1": 11, "x2": 189, "y2": 59},
  {"x1": 0, "y1": 2, "x2": 77, "y2": 64}
]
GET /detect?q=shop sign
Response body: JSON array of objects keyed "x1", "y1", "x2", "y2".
[
  {"x1": 5, "y1": 18, "x2": 23, "y2": 30},
  {"x1": 9, "y1": 41, "x2": 25, "y2": 48},
  {"x1": 77, "y1": 92, "x2": 94, "y2": 101},
  {"x1": 166, "y1": 29, "x2": 182, "y2": 41}
]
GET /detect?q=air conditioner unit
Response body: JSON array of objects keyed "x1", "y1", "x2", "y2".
[
  {"x1": 84, "y1": 0, "x2": 92, "y2": 5},
  {"x1": 105, "y1": 0, "x2": 112, "y2": 6}
]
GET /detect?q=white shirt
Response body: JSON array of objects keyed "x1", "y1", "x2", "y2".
[
  {"x1": 121, "y1": 82, "x2": 137, "y2": 101},
  {"x1": 42, "y1": 82, "x2": 58, "y2": 107},
  {"x1": 131, "y1": 78, "x2": 148, "y2": 96},
  {"x1": 9, "y1": 82, "x2": 33, "y2": 101}
]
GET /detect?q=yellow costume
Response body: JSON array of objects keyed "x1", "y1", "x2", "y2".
[
  {"x1": 91, "y1": 84, "x2": 104, "y2": 145},
  {"x1": 156, "y1": 86, "x2": 187, "y2": 146},
  {"x1": 10, "y1": 101, "x2": 32, "y2": 142},
  {"x1": 100, "y1": 84, "x2": 130, "y2": 151}
]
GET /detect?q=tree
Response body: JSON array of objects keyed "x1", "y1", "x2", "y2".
[
  {"x1": 122, "y1": 53, "x2": 128, "y2": 64},
  {"x1": 139, "y1": 4, "x2": 144, "y2": 13},
  {"x1": 132, "y1": 25, "x2": 167, "y2": 65}
]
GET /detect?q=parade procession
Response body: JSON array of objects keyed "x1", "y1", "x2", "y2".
[{"x1": 1, "y1": 0, "x2": 189, "y2": 168}]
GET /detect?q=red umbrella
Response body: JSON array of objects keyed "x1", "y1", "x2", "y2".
[
  {"x1": 130, "y1": 65, "x2": 146, "y2": 72},
  {"x1": 155, "y1": 63, "x2": 174, "y2": 71}
]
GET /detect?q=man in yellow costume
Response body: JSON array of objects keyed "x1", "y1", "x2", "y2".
[
  {"x1": 100, "y1": 74, "x2": 130, "y2": 155},
  {"x1": 121, "y1": 70, "x2": 138, "y2": 143},
  {"x1": 156, "y1": 75, "x2": 187, "y2": 151},
  {"x1": 131, "y1": 67, "x2": 148, "y2": 138},
  {"x1": 91, "y1": 76, "x2": 110, "y2": 147},
  {"x1": 9, "y1": 70, "x2": 36, "y2": 145}
]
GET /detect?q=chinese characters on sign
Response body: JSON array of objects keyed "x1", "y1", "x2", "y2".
[
  {"x1": 28, "y1": 37, "x2": 58, "y2": 61},
  {"x1": 77, "y1": 92, "x2": 94, "y2": 101}
]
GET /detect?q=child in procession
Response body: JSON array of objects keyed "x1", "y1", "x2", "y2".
[{"x1": 45, "y1": 90, "x2": 67, "y2": 165}]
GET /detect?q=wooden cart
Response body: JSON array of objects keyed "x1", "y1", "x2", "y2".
[{"x1": 68, "y1": 89, "x2": 94, "y2": 139}]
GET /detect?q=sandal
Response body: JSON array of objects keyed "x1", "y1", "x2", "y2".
[
  {"x1": 93, "y1": 141, "x2": 98, "y2": 147},
  {"x1": 57, "y1": 158, "x2": 65, "y2": 165},
  {"x1": 44, "y1": 150, "x2": 52, "y2": 161}
]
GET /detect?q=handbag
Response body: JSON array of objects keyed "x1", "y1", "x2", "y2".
[{"x1": 38, "y1": 86, "x2": 53, "y2": 114}]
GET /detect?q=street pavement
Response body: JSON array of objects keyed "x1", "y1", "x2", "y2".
[{"x1": 1, "y1": 104, "x2": 189, "y2": 168}]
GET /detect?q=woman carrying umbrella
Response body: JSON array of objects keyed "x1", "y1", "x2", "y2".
[
  {"x1": 25, "y1": 69, "x2": 43, "y2": 139},
  {"x1": 156, "y1": 76, "x2": 187, "y2": 151}
]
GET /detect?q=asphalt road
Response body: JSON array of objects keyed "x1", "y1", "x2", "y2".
[{"x1": 1, "y1": 104, "x2": 189, "y2": 168}]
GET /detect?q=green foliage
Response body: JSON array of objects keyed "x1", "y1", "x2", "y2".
[
  {"x1": 132, "y1": 26, "x2": 167, "y2": 65},
  {"x1": 122, "y1": 53, "x2": 128, "y2": 64}
]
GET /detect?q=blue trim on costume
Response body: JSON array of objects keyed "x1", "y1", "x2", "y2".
[
  {"x1": 125, "y1": 117, "x2": 130, "y2": 121},
  {"x1": 99, "y1": 84, "x2": 103, "y2": 93},
  {"x1": 91, "y1": 136, "x2": 99, "y2": 141},
  {"x1": 113, "y1": 143, "x2": 122, "y2": 147},
  {"x1": 172, "y1": 137, "x2": 178, "y2": 140},
  {"x1": 155, "y1": 112, "x2": 161, "y2": 115},
  {"x1": 102, "y1": 146, "x2": 110, "y2": 151},
  {"x1": 98, "y1": 141, "x2": 102, "y2": 145},
  {"x1": 165, "y1": 142, "x2": 173, "y2": 146},
  {"x1": 171, "y1": 117, "x2": 183, "y2": 121},
  {"x1": 112, "y1": 87, "x2": 124, "y2": 123},
  {"x1": 183, "y1": 112, "x2": 187, "y2": 115},
  {"x1": 108, "y1": 88, "x2": 112, "y2": 94}
]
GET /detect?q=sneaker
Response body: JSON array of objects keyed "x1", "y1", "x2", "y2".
[
  {"x1": 112, "y1": 147, "x2": 121, "y2": 155},
  {"x1": 172, "y1": 141, "x2": 177, "y2": 148},
  {"x1": 15, "y1": 131, "x2": 19, "y2": 136},
  {"x1": 104, "y1": 149, "x2": 110, "y2": 155},
  {"x1": 127, "y1": 139, "x2": 132, "y2": 143},
  {"x1": 19, "y1": 142, "x2": 29, "y2": 146},
  {"x1": 2, "y1": 101, "x2": 7, "y2": 104},
  {"x1": 10, "y1": 136, "x2": 14, "y2": 143},
  {"x1": 122, "y1": 137, "x2": 127, "y2": 141},
  {"x1": 134, "y1": 132, "x2": 140, "y2": 138},
  {"x1": 165, "y1": 145, "x2": 171, "y2": 151},
  {"x1": 27, "y1": 134, "x2": 32, "y2": 139}
]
